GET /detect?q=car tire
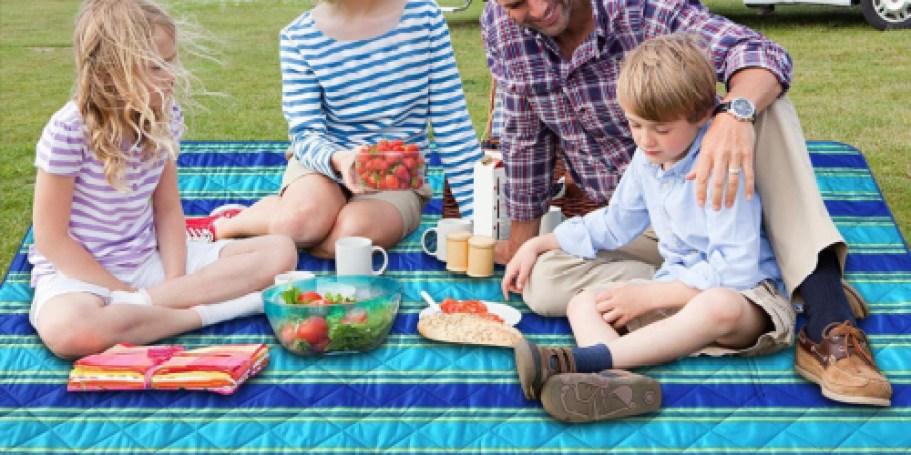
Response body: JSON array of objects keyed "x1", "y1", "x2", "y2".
[{"x1": 860, "y1": 0, "x2": 911, "y2": 30}]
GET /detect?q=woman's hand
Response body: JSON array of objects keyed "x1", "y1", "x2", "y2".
[{"x1": 332, "y1": 148, "x2": 375, "y2": 194}]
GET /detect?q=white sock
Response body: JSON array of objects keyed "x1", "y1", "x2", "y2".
[
  {"x1": 191, "y1": 292, "x2": 263, "y2": 327},
  {"x1": 109, "y1": 289, "x2": 153, "y2": 306}
]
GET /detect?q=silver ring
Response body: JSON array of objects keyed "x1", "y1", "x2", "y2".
[{"x1": 728, "y1": 167, "x2": 742, "y2": 175}]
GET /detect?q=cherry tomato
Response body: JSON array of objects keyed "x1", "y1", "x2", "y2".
[
  {"x1": 279, "y1": 323, "x2": 297, "y2": 345},
  {"x1": 342, "y1": 308, "x2": 368, "y2": 324},
  {"x1": 296, "y1": 316, "x2": 328, "y2": 344}
]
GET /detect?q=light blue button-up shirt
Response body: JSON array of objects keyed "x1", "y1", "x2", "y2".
[{"x1": 553, "y1": 126, "x2": 785, "y2": 293}]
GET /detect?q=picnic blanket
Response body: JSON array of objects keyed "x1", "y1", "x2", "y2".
[{"x1": 1, "y1": 141, "x2": 908, "y2": 453}]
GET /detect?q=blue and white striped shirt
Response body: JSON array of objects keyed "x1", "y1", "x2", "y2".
[{"x1": 280, "y1": 0, "x2": 482, "y2": 217}]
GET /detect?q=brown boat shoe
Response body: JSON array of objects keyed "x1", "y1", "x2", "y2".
[
  {"x1": 514, "y1": 338, "x2": 577, "y2": 400},
  {"x1": 540, "y1": 370, "x2": 662, "y2": 423},
  {"x1": 794, "y1": 321, "x2": 891, "y2": 406}
]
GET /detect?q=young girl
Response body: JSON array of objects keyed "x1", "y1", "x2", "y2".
[
  {"x1": 185, "y1": 0, "x2": 483, "y2": 258},
  {"x1": 29, "y1": 0, "x2": 298, "y2": 359}
]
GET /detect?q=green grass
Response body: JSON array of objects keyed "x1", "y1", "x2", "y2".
[{"x1": 1, "y1": 0, "x2": 909, "y2": 277}]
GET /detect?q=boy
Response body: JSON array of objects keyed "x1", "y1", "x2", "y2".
[{"x1": 501, "y1": 34, "x2": 796, "y2": 423}]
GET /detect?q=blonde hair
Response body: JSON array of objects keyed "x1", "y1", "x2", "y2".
[
  {"x1": 617, "y1": 33, "x2": 717, "y2": 124},
  {"x1": 73, "y1": 0, "x2": 194, "y2": 191}
]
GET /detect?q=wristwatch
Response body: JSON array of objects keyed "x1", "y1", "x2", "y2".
[{"x1": 713, "y1": 97, "x2": 757, "y2": 123}]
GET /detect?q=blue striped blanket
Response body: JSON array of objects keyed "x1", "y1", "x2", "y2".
[{"x1": 1, "y1": 141, "x2": 908, "y2": 454}]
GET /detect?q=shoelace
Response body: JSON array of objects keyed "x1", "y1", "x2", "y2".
[
  {"x1": 186, "y1": 227, "x2": 214, "y2": 242},
  {"x1": 832, "y1": 321, "x2": 876, "y2": 367}
]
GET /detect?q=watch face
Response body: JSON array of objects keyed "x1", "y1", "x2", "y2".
[{"x1": 731, "y1": 98, "x2": 755, "y2": 119}]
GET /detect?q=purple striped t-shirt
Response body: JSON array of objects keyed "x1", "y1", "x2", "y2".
[{"x1": 29, "y1": 101, "x2": 184, "y2": 286}]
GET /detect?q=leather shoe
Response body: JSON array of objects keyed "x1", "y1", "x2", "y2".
[{"x1": 795, "y1": 321, "x2": 891, "y2": 406}]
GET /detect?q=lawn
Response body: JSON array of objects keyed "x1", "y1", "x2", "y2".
[{"x1": 0, "y1": 0, "x2": 908, "y2": 277}]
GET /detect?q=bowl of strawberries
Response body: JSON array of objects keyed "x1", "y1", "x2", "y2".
[
  {"x1": 262, "y1": 275, "x2": 401, "y2": 356},
  {"x1": 353, "y1": 139, "x2": 425, "y2": 191}
]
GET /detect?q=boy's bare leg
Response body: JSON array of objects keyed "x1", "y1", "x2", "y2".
[{"x1": 567, "y1": 288, "x2": 768, "y2": 369}]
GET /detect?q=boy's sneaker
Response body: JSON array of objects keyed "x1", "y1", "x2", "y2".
[
  {"x1": 185, "y1": 204, "x2": 245, "y2": 242},
  {"x1": 514, "y1": 338, "x2": 577, "y2": 400},
  {"x1": 794, "y1": 321, "x2": 891, "y2": 406},
  {"x1": 540, "y1": 370, "x2": 662, "y2": 423}
]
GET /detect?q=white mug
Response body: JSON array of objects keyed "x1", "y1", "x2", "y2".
[
  {"x1": 421, "y1": 218, "x2": 472, "y2": 261},
  {"x1": 274, "y1": 270, "x2": 315, "y2": 286},
  {"x1": 539, "y1": 206, "x2": 564, "y2": 235},
  {"x1": 335, "y1": 236, "x2": 388, "y2": 276}
]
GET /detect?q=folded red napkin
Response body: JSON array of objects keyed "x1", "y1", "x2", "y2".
[
  {"x1": 151, "y1": 344, "x2": 270, "y2": 395},
  {"x1": 68, "y1": 343, "x2": 268, "y2": 395}
]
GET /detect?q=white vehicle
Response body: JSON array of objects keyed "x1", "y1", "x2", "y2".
[
  {"x1": 438, "y1": 0, "x2": 909, "y2": 30},
  {"x1": 744, "y1": 0, "x2": 911, "y2": 29}
]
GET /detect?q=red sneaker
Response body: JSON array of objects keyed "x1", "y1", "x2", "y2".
[
  {"x1": 209, "y1": 203, "x2": 246, "y2": 219},
  {"x1": 185, "y1": 215, "x2": 219, "y2": 242},
  {"x1": 185, "y1": 204, "x2": 246, "y2": 242}
]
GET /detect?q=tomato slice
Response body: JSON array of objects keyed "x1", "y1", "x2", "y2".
[
  {"x1": 297, "y1": 291, "x2": 324, "y2": 304},
  {"x1": 440, "y1": 298, "x2": 494, "y2": 318}
]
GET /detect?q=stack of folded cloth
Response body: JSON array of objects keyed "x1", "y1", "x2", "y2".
[{"x1": 68, "y1": 343, "x2": 269, "y2": 395}]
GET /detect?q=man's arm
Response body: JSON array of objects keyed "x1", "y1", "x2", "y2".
[
  {"x1": 652, "y1": 0, "x2": 791, "y2": 210},
  {"x1": 495, "y1": 218, "x2": 540, "y2": 265}
]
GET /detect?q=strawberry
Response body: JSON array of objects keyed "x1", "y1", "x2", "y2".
[{"x1": 384, "y1": 174, "x2": 399, "y2": 189}]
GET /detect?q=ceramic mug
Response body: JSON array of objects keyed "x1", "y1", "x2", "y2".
[
  {"x1": 335, "y1": 236, "x2": 388, "y2": 276},
  {"x1": 421, "y1": 218, "x2": 472, "y2": 261}
]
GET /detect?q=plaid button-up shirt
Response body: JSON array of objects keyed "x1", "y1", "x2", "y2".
[{"x1": 481, "y1": 0, "x2": 792, "y2": 221}]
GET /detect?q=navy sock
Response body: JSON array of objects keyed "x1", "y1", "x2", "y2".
[
  {"x1": 571, "y1": 343, "x2": 613, "y2": 373},
  {"x1": 798, "y1": 249, "x2": 856, "y2": 343}
]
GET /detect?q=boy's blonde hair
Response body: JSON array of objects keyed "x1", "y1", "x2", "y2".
[
  {"x1": 617, "y1": 33, "x2": 717, "y2": 124},
  {"x1": 73, "y1": 0, "x2": 193, "y2": 191}
]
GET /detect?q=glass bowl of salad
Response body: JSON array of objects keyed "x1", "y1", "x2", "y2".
[{"x1": 262, "y1": 275, "x2": 401, "y2": 356}]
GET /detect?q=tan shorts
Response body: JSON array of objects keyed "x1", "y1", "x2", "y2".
[
  {"x1": 281, "y1": 157, "x2": 432, "y2": 239},
  {"x1": 588, "y1": 279, "x2": 796, "y2": 358}
]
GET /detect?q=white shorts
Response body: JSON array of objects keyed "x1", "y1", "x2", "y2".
[{"x1": 29, "y1": 240, "x2": 232, "y2": 327}]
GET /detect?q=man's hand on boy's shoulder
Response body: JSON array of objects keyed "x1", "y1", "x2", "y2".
[{"x1": 686, "y1": 114, "x2": 757, "y2": 211}]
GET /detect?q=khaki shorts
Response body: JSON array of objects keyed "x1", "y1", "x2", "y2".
[
  {"x1": 281, "y1": 157, "x2": 432, "y2": 239},
  {"x1": 587, "y1": 279, "x2": 796, "y2": 358}
]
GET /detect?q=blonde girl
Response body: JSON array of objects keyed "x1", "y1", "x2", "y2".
[{"x1": 29, "y1": 0, "x2": 297, "y2": 359}]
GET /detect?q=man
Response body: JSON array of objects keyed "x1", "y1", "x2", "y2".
[{"x1": 481, "y1": 0, "x2": 890, "y2": 406}]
